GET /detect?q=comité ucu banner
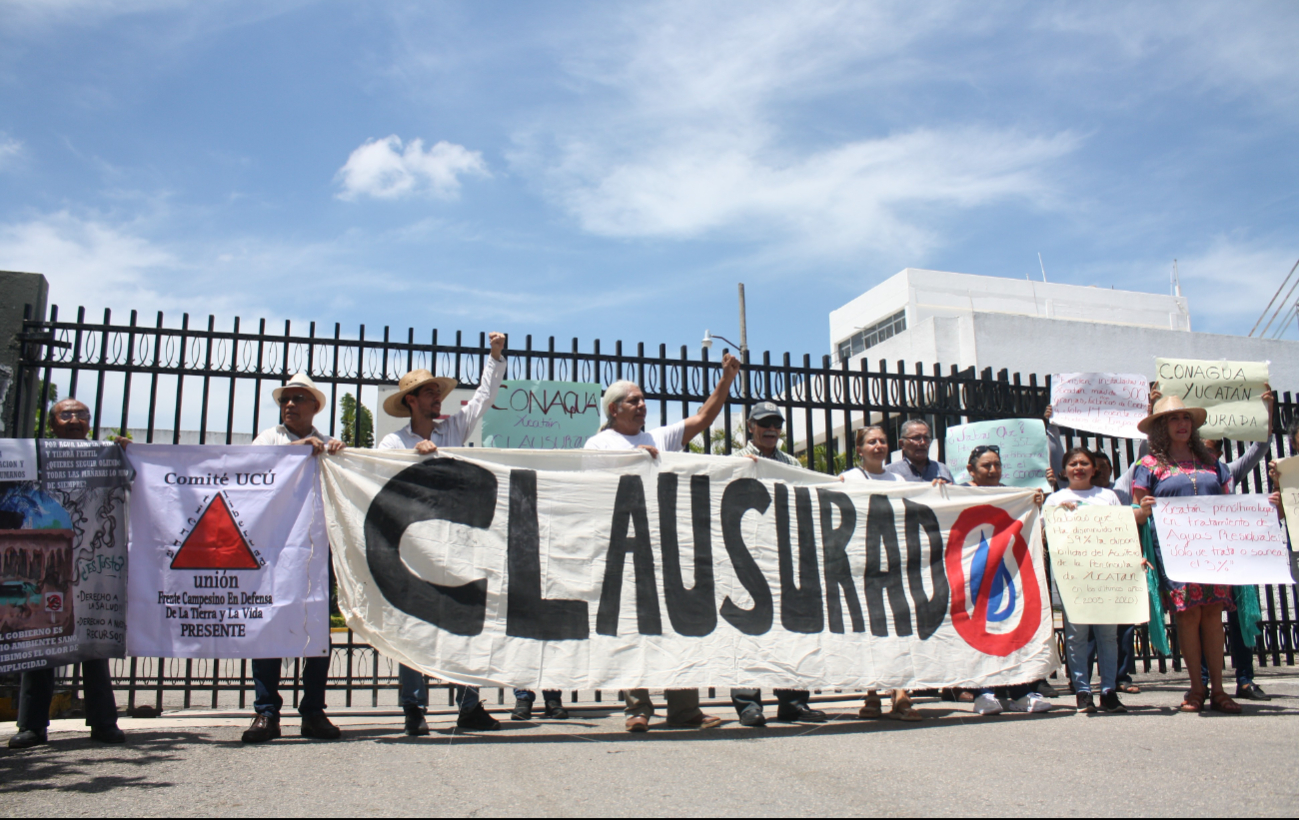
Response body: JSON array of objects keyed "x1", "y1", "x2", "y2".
[{"x1": 322, "y1": 449, "x2": 1057, "y2": 691}]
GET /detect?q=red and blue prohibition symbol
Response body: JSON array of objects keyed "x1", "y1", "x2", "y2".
[{"x1": 946, "y1": 505, "x2": 1042, "y2": 656}]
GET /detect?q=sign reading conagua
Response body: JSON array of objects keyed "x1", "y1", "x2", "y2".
[
  {"x1": 125, "y1": 445, "x2": 330, "y2": 659},
  {"x1": 322, "y1": 449, "x2": 1057, "y2": 691},
  {"x1": 0, "y1": 439, "x2": 133, "y2": 674}
]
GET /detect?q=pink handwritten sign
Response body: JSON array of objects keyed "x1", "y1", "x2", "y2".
[{"x1": 1050, "y1": 373, "x2": 1148, "y2": 439}]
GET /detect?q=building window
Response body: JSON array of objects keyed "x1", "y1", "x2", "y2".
[{"x1": 836, "y1": 309, "x2": 906, "y2": 362}]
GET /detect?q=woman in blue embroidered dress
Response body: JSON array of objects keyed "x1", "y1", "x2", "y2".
[{"x1": 1132, "y1": 396, "x2": 1242, "y2": 715}]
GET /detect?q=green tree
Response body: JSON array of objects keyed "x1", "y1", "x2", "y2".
[
  {"x1": 688, "y1": 425, "x2": 744, "y2": 455},
  {"x1": 339, "y1": 392, "x2": 374, "y2": 448},
  {"x1": 39, "y1": 382, "x2": 59, "y2": 438},
  {"x1": 799, "y1": 443, "x2": 847, "y2": 475}
]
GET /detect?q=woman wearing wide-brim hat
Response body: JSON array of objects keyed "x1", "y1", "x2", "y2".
[{"x1": 1131, "y1": 396, "x2": 1242, "y2": 715}]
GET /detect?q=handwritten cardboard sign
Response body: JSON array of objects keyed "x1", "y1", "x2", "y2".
[
  {"x1": 945, "y1": 419, "x2": 1050, "y2": 490},
  {"x1": 1043, "y1": 505, "x2": 1149, "y2": 624},
  {"x1": 1271, "y1": 455, "x2": 1299, "y2": 569},
  {"x1": 1050, "y1": 373, "x2": 1148, "y2": 439},
  {"x1": 482, "y1": 380, "x2": 601, "y2": 449},
  {"x1": 1155, "y1": 358, "x2": 1269, "y2": 442},
  {"x1": 1152, "y1": 495, "x2": 1294, "y2": 585}
]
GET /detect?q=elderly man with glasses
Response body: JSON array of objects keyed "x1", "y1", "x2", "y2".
[
  {"x1": 379, "y1": 331, "x2": 510, "y2": 735},
  {"x1": 727, "y1": 401, "x2": 827, "y2": 726},
  {"x1": 884, "y1": 419, "x2": 953, "y2": 484},
  {"x1": 7, "y1": 399, "x2": 128, "y2": 749},
  {"x1": 585, "y1": 352, "x2": 741, "y2": 732},
  {"x1": 242, "y1": 373, "x2": 345, "y2": 744}
]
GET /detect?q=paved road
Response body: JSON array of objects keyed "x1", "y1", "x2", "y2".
[{"x1": 2, "y1": 670, "x2": 1297, "y2": 817}]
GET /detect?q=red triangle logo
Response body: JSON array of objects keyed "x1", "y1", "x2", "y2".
[{"x1": 170, "y1": 493, "x2": 260, "y2": 570}]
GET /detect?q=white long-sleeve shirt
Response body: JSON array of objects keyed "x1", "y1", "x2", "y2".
[{"x1": 378, "y1": 355, "x2": 505, "y2": 450}]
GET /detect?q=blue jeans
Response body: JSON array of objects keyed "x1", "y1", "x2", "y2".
[
  {"x1": 1086, "y1": 624, "x2": 1137, "y2": 685},
  {"x1": 1066, "y1": 620, "x2": 1117, "y2": 694},
  {"x1": 18, "y1": 661, "x2": 119, "y2": 731},
  {"x1": 252, "y1": 656, "x2": 329, "y2": 717},
  {"x1": 1201, "y1": 609, "x2": 1255, "y2": 688},
  {"x1": 398, "y1": 664, "x2": 479, "y2": 714}
]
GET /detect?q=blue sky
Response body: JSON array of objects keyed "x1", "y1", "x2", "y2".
[{"x1": 2, "y1": 0, "x2": 1298, "y2": 363}]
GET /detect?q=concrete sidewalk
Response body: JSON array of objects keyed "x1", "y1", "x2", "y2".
[{"x1": 2, "y1": 670, "x2": 1296, "y2": 817}]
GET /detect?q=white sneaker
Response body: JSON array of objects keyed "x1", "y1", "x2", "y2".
[
  {"x1": 972, "y1": 693, "x2": 1003, "y2": 715},
  {"x1": 1008, "y1": 693, "x2": 1055, "y2": 713}
]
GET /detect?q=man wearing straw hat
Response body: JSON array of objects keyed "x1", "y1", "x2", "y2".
[
  {"x1": 242, "y1": 372, "x2": 344, "y2": 744},
  {"x1": 379, "y1": 331, "x2": 508, "y2": 735}
]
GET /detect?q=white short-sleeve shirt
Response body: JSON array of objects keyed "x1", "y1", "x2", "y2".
[
  {"x1": 839, "y1": 466, "x2": 904, "y2": 483},
  {"x1": 583, "y1": 420, "x2": 687, "y2": 453},
  {"x1": 1045, "y1": 486, "x2": 1121, "y2": 507}
]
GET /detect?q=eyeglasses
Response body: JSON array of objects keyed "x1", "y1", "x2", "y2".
[
  {"x1": 56, "y1": 410, "x2": 91, "y2": 421},
  {"x1": 278, "y1": 394, "x2": 315, "y2": 406},
  {"x1": 754, "y1": 418, "x2": 783, "y2": 429},
  {"x1": 903, "y1": 434, "x2": 932, "y2": 443},
  {"x1": 971, "y1": 444, "x2": 1000, "y2": 457}
]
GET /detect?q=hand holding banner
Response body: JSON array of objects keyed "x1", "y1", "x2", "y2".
[
  {"x1": 1043, "y1": 505, "x2": 1149, "y2": 625},
  {"x1": 482, "y1": 380, "x2": 601, "y2": 449},
  {"x1": 1155, "y1": 358, "x2": 1270, "y2": 441},
  {"x1": 946, "y1": 419, "x2": 1050, "y2": 490},
  {"x1": 1152, "y1": 495, "x2": 1294, "y2": 585},
  {"x1": 1049, "y1": 373, "x2": 1148, "y2": 439}
]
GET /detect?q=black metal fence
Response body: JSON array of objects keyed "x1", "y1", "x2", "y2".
[{"x1": 10, "y1": 306, "x2": 1299, "y2": 705}]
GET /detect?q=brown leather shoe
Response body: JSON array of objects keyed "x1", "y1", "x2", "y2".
[
  {"x1": 667, "y1": 714, "x2": 722, "y2": 729},
  {"x1": 242, "y1": 714, "x2": 281, "y2": 744},
  {"x1": 625, "y1": 715, "x2": 649, "y2": 733},
  {"x1": 300, "y1": 712, "x2": 342, "y2": 740}
]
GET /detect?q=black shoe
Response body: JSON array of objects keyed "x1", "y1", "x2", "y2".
[
  {"x1": 1035, "y1": 680, "x2": 1061, "y2": 698},
  {"x1": 456, "y1": 705, "x2": 501, "y2": 731},
  {"x1": 404, "y1": 709, "x2": 429, "y2": 736},
  {"x1": 299, "y1": 712, "x2": 341, "y2": 740},
  {"x1": 1236, "y1": 683, "x2": 1271, "y2": 701},
  {"x1": 1098, "y1": 691, "x2": 1126, "y2": 713},
  {"x1": 737, "y1": 707, "x2": 766, "y2": 727},
  {"x1": 242, "y1": 714, "x2": 281, "y2": 743},
  {"x1": 511, "y1": 699, "x2": 534, "y2": 721},
  {"x1": 1075, "y1": 693, "x2": 1096, "y2": 714},
  {"x1": 89, "y1": 725, "x2": 126, "y2": 744},
  {"x1": 7, "y1": 729, "x2": 47, "y2": 749},
  {"x1": 542, "y1": 700, "x2": 570, "y2": 720},
  {"x1": 776, "y1": 704, "x2": 827, "y2": 723}
]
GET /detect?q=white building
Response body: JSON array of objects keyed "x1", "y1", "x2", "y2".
[{"x1": 829, "y1": 268, "x2": 1299, "y2": 389}]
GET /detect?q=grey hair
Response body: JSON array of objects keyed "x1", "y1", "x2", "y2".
[
  {"x1": 899, "y1": 418, "x2": 930, "y2": 439},
  {"x1": 601, "y1": 380, "x2": 640, "y2": 430}
]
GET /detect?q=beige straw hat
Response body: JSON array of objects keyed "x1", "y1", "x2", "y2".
[
  {"x1": 1136, "y1": 395, "x2": 1209, "y2": 436},
  {"x1": 382, "y1": 369, "x2": 458, "y2": 418},
  {"x1": 272, "y1": 373, "x2": 327, "y2": 410}
]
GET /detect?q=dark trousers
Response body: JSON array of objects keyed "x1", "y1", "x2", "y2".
[
  {"x1": 1200, "y1": 609, "x2": 1256, "y2": 688},
  {"x1": 729, "y1": 688, "x2": 809, "y2": 715},
  {"x1": 513, "y1": 689, "x2": 563, "y2": 703},
  {"x1": 398, "y1": 664, "x2": 479, "y2": 714},
  {"x1": 18, "y1": 660, "x2": 119, "y2": 731},
  {"x1": 252, "y1": 656, "x2": 329, "y2": 717}
]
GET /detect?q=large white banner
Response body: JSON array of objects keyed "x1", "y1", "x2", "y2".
[
  {"x1": 322, "y1": 449, "x2": 1058, "y2": 691},
  {"x1": 1153, "y1": 495, "x2": 1295, "y2": 585},
  {"x1": 126, "y1": 445, "x2": 330, "y2": 659},
  {"x1": 1049, "y1": 373, "x2": 1148, "y2": 439}
]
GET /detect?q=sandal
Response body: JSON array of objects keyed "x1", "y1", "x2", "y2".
[
  {"x1": 1120, "y1": 684, "x2": 1140, "y2": 695},
  {"x1": 885, "y1": 705, "x2": 923, "y2": 722},
  {"x1": 1209, "y1": 692, "x2": 1242, "y2": 715},
  {"x1": 1179, "y1": 690, "x2": 1206, "y2": 713},
  {"x1": 857, "y1": 696, "x2": 883, "y2": 719}
]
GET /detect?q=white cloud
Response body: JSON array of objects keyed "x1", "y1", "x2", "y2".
[
  {"x1": 0, "y1": 135, "x2": 20, "y2": 169},
  {"x1": 335, "y1": 135, "x2": 489, "y2": 201},
  {"x1": 510, "y1": 1, "x2": 1078, "y2": 259}
]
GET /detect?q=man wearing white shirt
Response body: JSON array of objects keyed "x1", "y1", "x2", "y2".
[
  {"x1": 243, "y1": 373, "x2": 344, "y2": 744},
  {"x1": 584, "y1": 352, "x2": 741, "y2": 732},
  {"x1": 379, "y1": 332, "x2": 507, "y2": 735}
]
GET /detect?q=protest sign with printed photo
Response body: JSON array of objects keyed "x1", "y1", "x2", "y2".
[
  {"x1": 1152, "y1": 495, "x2": 1294, "y2": 585},
  {"x1": 322, "y1": 449, "x2": 1058, "y2": 691},
  {"x1": 1155, "y1": 358, "x2": 1270, "y2": 441},
  {"x1": 945, "y1": 419, "x2": 1051, "y2": 490},
  {"x1": 482, "y1": 380, "x2": 601, "y2": 449},
  {"x1": 1043, "y1": 505, "x2": 1149, "y2": 625},
  {"x1": 0, "y1": 439, "x2": 132, "y2": 674},
  {"x1": 126, "y1": 445, "x2": 329, "y2": 659},
  {"x1": 1050, "y1": 373, "x2": 1149, "y2": 439}
]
